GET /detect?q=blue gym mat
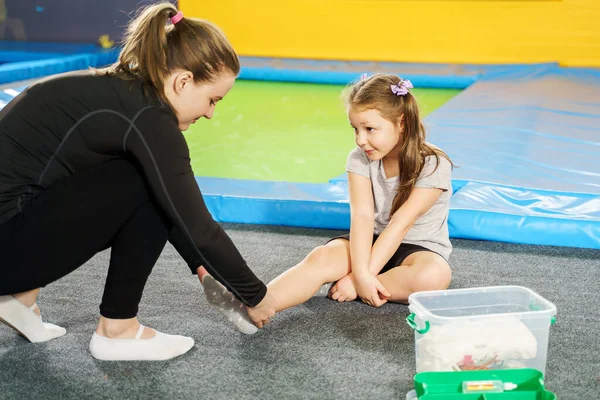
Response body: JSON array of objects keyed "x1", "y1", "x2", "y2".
[
  {"x1": 0, "y1": 41, "x2": 118, "y2": 85},
  {"x1": 0, "y1": 46, "x2": 598, "y2": 249},
  {"x1": 418, "y1": 65, "x2": 600, "y2": 249}
]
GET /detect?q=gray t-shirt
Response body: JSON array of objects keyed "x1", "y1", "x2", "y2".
[{"x1": 346, "y1": 146, "x2": 452, "y2": 260}]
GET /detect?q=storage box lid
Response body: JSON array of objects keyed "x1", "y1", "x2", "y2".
[{"x1": 407, "y1": 286, "x2": 557, "y2": 328}]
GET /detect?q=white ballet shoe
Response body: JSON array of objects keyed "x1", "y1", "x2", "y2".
[
  {"x1": 89, "y1": 324, "x2": 194, "y2": 361},
  {"x1": 30, "y1": 304, "x2": 66, "y2": 336},
  {"x1": 202, "y1": 275, "x2": 258, "y2": 335},
  {"x1": 0, "y1": 295, "x2": 66, "y2": 343}
]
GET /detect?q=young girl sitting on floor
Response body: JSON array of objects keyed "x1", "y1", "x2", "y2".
[{"x1": 202, "y1": 73, "x2": 454, "y2": 331}]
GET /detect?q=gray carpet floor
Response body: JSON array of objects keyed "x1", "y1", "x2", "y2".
[{"x1": 1, "y1": 223, "x2": 599, "y2": 399}]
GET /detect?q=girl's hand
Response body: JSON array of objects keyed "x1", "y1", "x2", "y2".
[
  {"x1": 329, "y1": 274, "x2": 357, "y2": 302},
  {"x1": 352, "y1": 270, "x2": 391, "y2": 307}
]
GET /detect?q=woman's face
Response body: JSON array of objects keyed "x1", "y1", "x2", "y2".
[{"x1": 165, "y1": 70, "x2": 236, "y2": 131}]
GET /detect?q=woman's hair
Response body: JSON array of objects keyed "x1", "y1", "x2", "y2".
[
  {"x1": 98, "y1": 2, "x2": 239, "y2": 104},
  {"x1": 344, "y1": 73, "x2": 453, "y2": 214}
]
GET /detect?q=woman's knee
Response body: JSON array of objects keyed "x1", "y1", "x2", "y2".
[{"x1": 411, "y1": 263, "x2": 452, "y2": 293}]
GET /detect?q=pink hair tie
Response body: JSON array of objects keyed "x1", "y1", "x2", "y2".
[{"x1": 170, "y1": 11, "x2": 184, "y2": 25}]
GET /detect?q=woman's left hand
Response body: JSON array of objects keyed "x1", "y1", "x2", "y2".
[{"x1": 352, "y1": 270, "x2": 391, "y2": 307}]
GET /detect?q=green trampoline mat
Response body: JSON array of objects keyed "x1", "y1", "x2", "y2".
[{"x1": 187, "y1": 80, "x2": 460, "y2": 183}]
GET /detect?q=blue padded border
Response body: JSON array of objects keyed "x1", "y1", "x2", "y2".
[
  {"x1": 198, "y1": 177, "x2": 600, "y2": 249},
  {"x1": 239, "y1": 57, "x2": 559, "y2": 89},
  {"x1": 197, "y1": 177, "x2": 350, "y2": 230},
  {"x1": 0, "y1": 41, "x2": 118, "y2": 84},
  {"x1": 0, "y1": 42, "x2": 104, "y2": 54},
  {"x1": 449, "y1": 182, "x2": 600, "y2": 249}
]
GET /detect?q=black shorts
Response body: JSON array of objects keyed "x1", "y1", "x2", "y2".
[{"x1": 326, "y1": 233, "x2": 441, "y2": 274}]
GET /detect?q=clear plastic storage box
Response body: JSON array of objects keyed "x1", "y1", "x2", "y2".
[{"x1": 406, "y1": 286, "x2": 557, "y2": 375}]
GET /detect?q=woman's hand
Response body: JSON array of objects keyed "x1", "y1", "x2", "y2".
[
  {"x1": 329, "y1": 274, "x2": 357, "y2": 302},
  {"x1": 352, "y1": 270, "x2": 391, "y2": 307},
  {"x1": 246, "y1": 290, "x2": 277, "y2": 328}
]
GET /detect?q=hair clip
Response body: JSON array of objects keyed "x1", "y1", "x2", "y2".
[{"x1": 391, "y1": 79, "x2": 413, "y2": 96}]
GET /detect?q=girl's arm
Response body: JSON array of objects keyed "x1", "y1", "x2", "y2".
[
  {"x1": 346, "y1": 172, "x2": 391, "y2": 306},
  {"x1": 347, "y1": 172, "x2": 375, "y2": 276},
  {"x1": 367, "y1": 187, "x2": 443, "y2": 275}
]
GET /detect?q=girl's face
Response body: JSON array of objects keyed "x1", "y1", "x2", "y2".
[
  {"x1": 348, "y1": 108, "x2": 401, "y2": 161},
  {"x1": 165, "y1": 70, "x2": 236, "y2": 131}
]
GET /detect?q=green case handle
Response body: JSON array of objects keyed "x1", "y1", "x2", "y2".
[{"x1": 406, "y1": 313, "x2": 430, "y2": 334}]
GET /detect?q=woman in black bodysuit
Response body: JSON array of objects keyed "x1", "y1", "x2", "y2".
[{"x1": 0, "y1": 2, "x2": 276, "y2": 360}]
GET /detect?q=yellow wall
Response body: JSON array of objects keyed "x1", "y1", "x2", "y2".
[{"x1": 179, "y1": 0, "x2": 600, "y2": 67}]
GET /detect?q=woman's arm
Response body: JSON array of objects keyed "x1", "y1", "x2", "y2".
[{"x1": 125, "y1": 107, "x2": 267, "y2": 307}]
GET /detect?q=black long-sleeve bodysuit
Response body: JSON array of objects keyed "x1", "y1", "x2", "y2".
[{"x1": 0, "y1": 71, "x2": 266, "y2": 306}]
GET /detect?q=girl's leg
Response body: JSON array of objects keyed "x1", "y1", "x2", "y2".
[
  {"x1": 267, "y1": 239, "x2": 352, "y2": 312},
  {"x1": 376, "y1": 251, "x2": 452, "y2": 303},
  {"x1": 197, "y1": 239, "x2": 352, "y2": 333}
]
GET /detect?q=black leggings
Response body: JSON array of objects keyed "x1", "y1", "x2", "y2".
[{"x1": 0, "y1": 159, "x2": 170, "y2": 319}]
